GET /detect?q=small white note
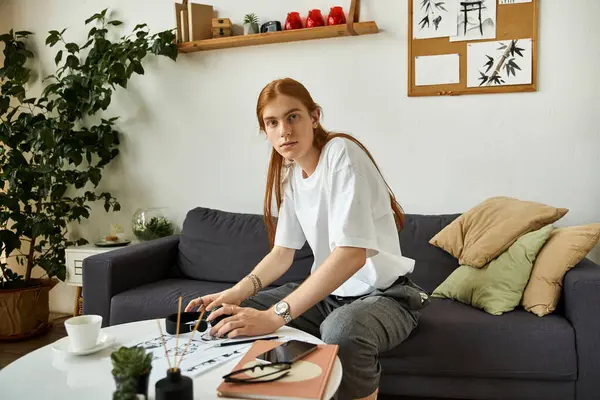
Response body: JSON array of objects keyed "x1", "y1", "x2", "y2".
[
  {"x1": 415, "y1": 54, "x2": 460, "y2": 86},
  {"x1": 499, "y1": 0, "x2": 531, "y2": 4}
]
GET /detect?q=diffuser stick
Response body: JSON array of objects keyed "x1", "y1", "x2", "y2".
[
  {"x1": 174, "y1": 296, "x2": 183, "y2": 369},
  {"x1": 176, "y1": 308, "x2": 206, "y2": 370},
  {"x1": 157, "y1": 319, "x2": 173, "y2": 371}
]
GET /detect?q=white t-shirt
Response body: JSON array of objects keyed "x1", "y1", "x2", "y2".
[{"x1": 274, "y1": 137, "x2": 416, "y2": 297}]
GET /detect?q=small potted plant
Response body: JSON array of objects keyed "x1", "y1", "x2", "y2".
[
  {"x1": 113, "y1": 378, "x2": 139, "y2": 400},
  {"x1": 111, "y1": 346, "x2": 153, "y2": 399},
  {"x1": 243, "y1": 13, "x2": 259, "y2": 34}
]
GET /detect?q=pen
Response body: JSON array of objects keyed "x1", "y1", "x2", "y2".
[{"x1": 215, "y1": 335, "x2": 280, "y2": 347}]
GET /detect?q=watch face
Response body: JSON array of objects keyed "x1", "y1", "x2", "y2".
[{"x1": 275, "y1": 302, "x2": 288, "y2": 314}]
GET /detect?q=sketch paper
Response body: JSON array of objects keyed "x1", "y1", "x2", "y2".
[
  {"x1": 125, "y1": 332, "x2": 250, "y2": 387},
  {"x1": 450, "y1": 0, "x2": 497, "y2": 42},
  {"x1": 413, "y1": 0, "x2": 459, "y2": 39},
  {"x1": 467, "y1": 38, "x2": 532, "y2": 88},
  {"x1": 125, "y1": 328, "x2": 297, "y2": 388},
  {"x1": 415, "y1": 54, "x2": 460, "y2": 86},
  {"x1": 499, "y1": 0, "x2": 531, "y2": 4}
]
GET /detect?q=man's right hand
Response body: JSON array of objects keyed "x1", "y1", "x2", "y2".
[{"x1": 184, "y1": 288, "x2": 245, "y2": 313}]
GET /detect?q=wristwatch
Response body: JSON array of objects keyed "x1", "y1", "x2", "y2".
[{"x1": 274, "y1": 301, "x2": 293, "y2": 324}]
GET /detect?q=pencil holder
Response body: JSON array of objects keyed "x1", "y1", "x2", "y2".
[{"x1": 155, "y1": 368, "x2": 193, "y2": 400}]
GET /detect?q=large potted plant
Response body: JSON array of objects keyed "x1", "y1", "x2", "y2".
[{"x1": 0, "y1": 9, "x2": 177, "y2": 340}]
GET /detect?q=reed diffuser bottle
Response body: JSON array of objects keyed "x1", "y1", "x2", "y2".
[
  {"x1": 154, "y1": 296, "x2": 206, "y2": 400},
  {"x1": 155, "y1": 368, "x2": 193, "y2": 400}
]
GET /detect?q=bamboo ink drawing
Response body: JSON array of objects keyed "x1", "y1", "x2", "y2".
[
  {"x1": 467, "y1": 38, "x2": 533, "y2": 87},
  {"x1": 413, "y1": 0, "x2": 459, "y2": 39}
]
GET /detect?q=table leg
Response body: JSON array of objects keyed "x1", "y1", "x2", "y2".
[{"x1": 73, "y1": 286, "x2": 82, "y2": 317}]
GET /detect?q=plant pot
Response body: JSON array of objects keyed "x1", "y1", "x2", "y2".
[
  {"x1": 243, "y1": 22, "x2": 259, "y2": 35},
  {"x1": 114, "y1": 371, "x2": 151, "y2": 399},
  {"x1": 0, "y1": 278, "x2": 58, "y2": 340}
]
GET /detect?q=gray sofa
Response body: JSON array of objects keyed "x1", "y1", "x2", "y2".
[{"x1": 83, "y1": 206, "x2": 600, "y2": 400}]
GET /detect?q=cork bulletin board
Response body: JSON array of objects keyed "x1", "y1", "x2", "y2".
[{"x1": 408, "y1": 0, "x2": 539, "y2": 97}]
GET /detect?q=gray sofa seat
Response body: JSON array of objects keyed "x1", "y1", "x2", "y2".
[
  {"x1": 380, "y1": 297, "x2": 577, "y2": 381},
  {"x1": 110, "y1": 278, "x2": 232, "y2": 326}
]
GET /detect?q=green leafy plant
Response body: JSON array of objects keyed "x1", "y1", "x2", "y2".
[
  {"x1": 133, "y1": 216, "x2": 174, "y2": 241},
  {"x1": 0, "y1": 9, "x2": 177, "y2": 289},
  {"x1": 111, "y1": 345, "x2": 153, "y2": 378},
  {"x1": 244, "y1": 13, "x2": 259, "y2": 25},
  {"x1": 112, "y1": 378, "x2": 138, "y2": 400}
]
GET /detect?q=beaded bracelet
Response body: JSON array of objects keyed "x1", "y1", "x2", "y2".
[{"x1": 247, "y1": 273, "x2": 263, "y2": 296}]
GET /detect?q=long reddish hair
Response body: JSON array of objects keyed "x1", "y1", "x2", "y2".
[{"x1": 257, "y1": 78, "x2": 405, "y2": 247}]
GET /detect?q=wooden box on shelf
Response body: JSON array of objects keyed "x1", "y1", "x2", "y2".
[{"x1": 212, "y1": 17, "x2": 233, "y2": 38}]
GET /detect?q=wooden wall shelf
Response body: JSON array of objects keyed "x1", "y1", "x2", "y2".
[{"x1": 176, "y1": 21, "x2": 379, "y2": 53}]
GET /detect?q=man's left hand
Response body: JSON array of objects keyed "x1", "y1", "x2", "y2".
[{"x1": 207, "y1": 304, "x2": 284, "y2": 338}]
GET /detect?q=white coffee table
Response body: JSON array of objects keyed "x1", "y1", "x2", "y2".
[{"x1": 0, "y1": 319, "x2": 342, "y2": 399}]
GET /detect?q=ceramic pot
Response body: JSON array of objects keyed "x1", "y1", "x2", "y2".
[
  {"x1": 243, "y1": 22, "x2": 259, "y2": 35},
  {"x1": 328, "y1": 6, "x2": 347, "y2": 25},
  {"x1": 285, "y1": 12, "x2": 303, "y2": 30},
  {"x1": 306, "y1": 9, "x2": 325, "y2": 28}
]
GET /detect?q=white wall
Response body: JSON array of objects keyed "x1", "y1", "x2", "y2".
[{"x1": 1, "y1": 0, "x2": 600, "y2": 313}]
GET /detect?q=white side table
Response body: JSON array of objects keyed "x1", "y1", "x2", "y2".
[{"x1": 65, "y1": 243, "x2": 136, "y2": 317}]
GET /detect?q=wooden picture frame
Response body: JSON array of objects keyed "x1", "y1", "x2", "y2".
[{"x1": 408, "y1": 0, "x2": 539, "y2": 97}]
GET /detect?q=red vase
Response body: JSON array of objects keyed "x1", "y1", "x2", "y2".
[
  {"x1": 285, "y1": 12, "x2": 303, "y2": 30},
  {"x1": 328, "y1": 6, "x2": 346, "y2": 26},
  {"x1": 306, "y1": 9, "x2": 325, "y2": 28}
]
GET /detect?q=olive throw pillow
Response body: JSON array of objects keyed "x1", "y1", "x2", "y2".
[
  {"x1": 432, "y1": 225, "x2": 554, "y2": 316},
  {"x1": 522, "y1": 223, "x2": 600, "y2": 316},
  {"x1": 429, "y1": 196, "x2": 568, "y2": 268}
]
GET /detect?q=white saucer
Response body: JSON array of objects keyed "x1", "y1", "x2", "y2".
[{"x1": 52, "y1": 332, "x2": 116, "y2": 356}]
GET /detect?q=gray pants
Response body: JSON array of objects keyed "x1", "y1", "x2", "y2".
[{"x1": 241, "y1": 276, "x2": 430, "y2": 400}]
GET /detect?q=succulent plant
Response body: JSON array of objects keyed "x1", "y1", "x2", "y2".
[
  {"x1": 244, "y1": 13, "x2": 259, "y2": 24},
  {"x1": 111, "y1": 346, "x2": 153, "y2": 378},
  {"x1": 112, "y1": 377, "x2": 138, "y2": 400}
]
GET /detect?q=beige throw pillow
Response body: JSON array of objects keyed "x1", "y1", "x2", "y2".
[
  {"x1": 522, "y1": 224, "x2": 600, "y2": 316},
  {"x1": 429, "y1": 196, "x2": 568, "y2": 268}
]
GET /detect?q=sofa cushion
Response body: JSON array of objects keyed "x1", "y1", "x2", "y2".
[
  {"x1": 432, "y1": 225, "x2": 554, "y2": 315},
  {"x1": 429, "y1": 196, "x2": 568, "y2": 268},
  {"x1": 110, "y1": 278, "x2": 232, "y2": 326},
  {"x1": 177, "y1": 207, "x2": 313, "y2": 285},
  {"x1": 380, "y1": 298, "x2": 577, "y2": 381},
  {"x1": 522, "y1": 223, "x2": 600, "y2": 316},
  {"x1": 400, "y1": 214, "x2": 461, "y2": 293}
]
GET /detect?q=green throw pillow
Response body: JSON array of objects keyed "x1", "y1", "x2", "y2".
[{"x1": 432, "y1": 224, "x2": 554, "y2": 315}]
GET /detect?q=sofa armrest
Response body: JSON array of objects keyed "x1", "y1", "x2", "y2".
[
  {"x1": 563, "y1": 257, "x2": 600, "y2": 400},
  {"x1": 82, "y1": 235, "x2": 180, "y2": 327}
]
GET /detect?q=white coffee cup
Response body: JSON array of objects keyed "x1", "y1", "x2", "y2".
[{"x1": 64, "y1": 315, "x2": 102, "y2": 352}]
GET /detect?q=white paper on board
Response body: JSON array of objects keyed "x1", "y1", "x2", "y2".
[
  {"x1": 413, "y1": 0, "x2": 459, "y2": 39},
  {"x1": 499, "y1": 0, "x2": 531, "y2": 4},
  {"x1": 415, "y1": 54, "x2": 460, "y2": 86},
  {"x1": 466, "y1": 38, "x2": 533, "y2": 88},
  {"x1": 450, "y1": 0, "x2": 497, "y2": 42}
]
